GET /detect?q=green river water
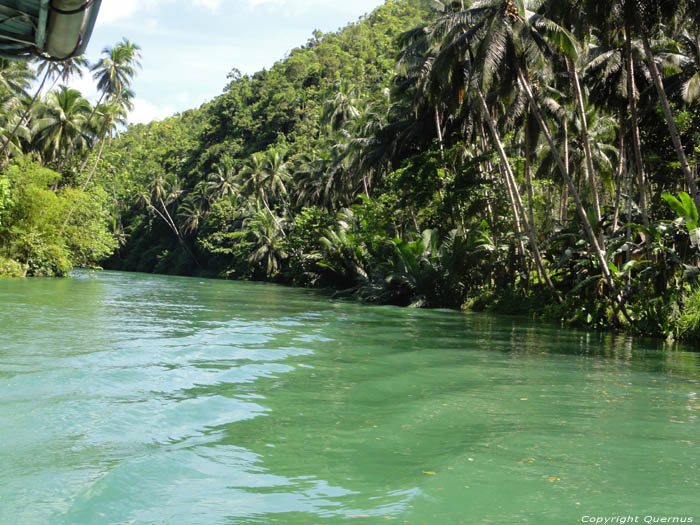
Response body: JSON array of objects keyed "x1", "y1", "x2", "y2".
[{"x1": 0, "y1": 271, "x2": 698, "y2": 524}]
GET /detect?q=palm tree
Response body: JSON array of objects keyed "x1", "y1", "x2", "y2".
[
  {"x1": 477, "y1": 0, "x2": 622, "y2": 301},
  {"x1": 206, "y1": 162, "x2": 238, "y2": 201},
  {"x1": 584, "y1": 27, "x2": 652, "y2": 228},
  {"x1": 421, "y1": 0, "x2": 566, "y2": 300},
  {"x1": 238, "y1": 149, "x2": 291, "y2": 238},
  {"x1": 178, "y1": 183, "x2": 209, "y2": 235},
  {"x1": 0, "y1": 92, "x2": 31, "y2": 165},
  {"x1": 292, "y1": 150, "x2": 331, "y2": 208},
  {"x1": 0, "y1": 59, "x2": 38, "y2": 161},
  {"x1": 634, "y1": 3, "x2": 700, "y2": 212},
  {"x1": 678, "y1": 28, "x2": 700, "y2": 103},
  {"x1": 59, "y1": 101, "x2": 128, "y2": 234},
  {"x1": 31, "y1": 86, "x2": 92, "y2": 170},
  {"x1": 81, "y1": 102, "x2": 127, "y2": 190},
  {"x1": 90, "y1": 38, "x2": 141, "y2": 122},
  {"x1": 322, "y1": 81, "x2": 362, "y2": 132},
  {"x1": 0, "y1": 59, "x2": 34, "y2": 96},
  {"x1": 38, "y1": 56, "x2": 89, "y2": 93},
  {"x1": 141, "y1": 172, "x2": 199, "y2": 264},
  {"x1": 244, "y1": 205, "x2": 288, "y2": 277}
]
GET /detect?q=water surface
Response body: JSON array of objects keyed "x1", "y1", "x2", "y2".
[{"x1": 1, "y1": 271, "x2": 698, "y2": 524}]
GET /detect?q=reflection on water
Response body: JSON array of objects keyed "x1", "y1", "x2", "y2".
[{"x1": 0, "y1": 271, "x2": 698, "y2": 524}]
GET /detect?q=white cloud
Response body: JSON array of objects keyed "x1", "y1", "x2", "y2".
[
  {"x1": 243, "y1": 0, "x2": 381, "y2": 17},
  {"x1": 64, "y1": 74, "x2": 99, "y2": 102},
  {"x1": 248, "y1": 0, "x2": 286, "y2": 6},
  {"x1": 193, "y1": 0, "x2": 223, "y2": 12},
  {"x1": 96, "y1": 0, "x2": 165, "y2": 26},
  {"x1": 128, "y1": 98, "x2": 175, "y2": 125}
]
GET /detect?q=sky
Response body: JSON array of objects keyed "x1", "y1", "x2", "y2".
[{"x1": 66, "y1": 0, "x2": 386, "y2": 124}]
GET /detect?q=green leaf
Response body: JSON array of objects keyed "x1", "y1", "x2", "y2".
[
  {"x1": 661, "y1": 192, "x2": 687, "y2": 219},
  {"x1": 622, "y1": 259, "x2": 648, "y2": 273},
  {"x1": 679, "y1": 192, "x2": 699, "y2": 229}
]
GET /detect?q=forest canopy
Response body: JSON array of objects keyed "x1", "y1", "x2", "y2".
[{"x1": 2, "y1": 0, "x2": 700, "y2": 343}]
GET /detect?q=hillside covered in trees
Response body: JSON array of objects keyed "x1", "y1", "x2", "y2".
[{"x1": 2, "y1": 0, "x2": 700, "y2": 343}]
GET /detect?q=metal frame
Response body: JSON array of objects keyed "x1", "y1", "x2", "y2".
[{"x1": 0, "y1": 0, "x2": 100, "y2": 60}]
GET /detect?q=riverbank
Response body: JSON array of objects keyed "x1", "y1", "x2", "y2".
[{"x1": 465, "y1": 285, "x2": 700, "y2": 348}]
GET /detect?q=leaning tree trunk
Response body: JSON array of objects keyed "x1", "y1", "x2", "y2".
[
  {"x1": 0, "y1": 69, "x2": 51, "y2": 162},
  {"x1": 524, "y1": 116, "x2": 536, "y2": 231},
  {"x1": 640, "y1": 30, "x2": 700, "y2": 214},
  {"x1": 260, "y1": 192, "x2": 288, "y2": 240},
  {"x1": 499, "y1": 162, "x2": 529, "y2": 277},
  {"x1": 59, "y1": 134, "x2": 108, "y2": 234},
  {"x1": 560, "y1": 119, "x2": 569, "y2": 226},
  {"x1": 515, "y1": 67, "x2": 624, "y2": 309},
  {"x1": 567, "y1": 56, "x2": 603, "y2": 226},
  {"x1": 624, "y1": 26, "x2": 650, "y2": 229},
  {"x1": 476, "y1": 88, "x2": 562, "y2": 303},
  {"x1": 612, "y1": 128, "x2": 625, "y2": 232}
]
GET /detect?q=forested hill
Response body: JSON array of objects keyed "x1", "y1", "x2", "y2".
[
  {"x1": 99, "y1": 0, "x2": 432, "y2": 275},
  {"x1": 3, "y1": 0, "x2": 700, "y2": 344}
]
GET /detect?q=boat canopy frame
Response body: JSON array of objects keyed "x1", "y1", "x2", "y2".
[{"x1": 0, "y1": 0, "x2": 101, "y2": 61}]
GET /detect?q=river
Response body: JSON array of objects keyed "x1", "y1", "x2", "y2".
[{"x1": 0, "y1": 271, "x2": 698, "y2": 524}]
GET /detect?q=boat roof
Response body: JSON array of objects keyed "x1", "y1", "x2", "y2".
[{"x1": 0, "y1": 0, "x2": 101, "y2": 60}]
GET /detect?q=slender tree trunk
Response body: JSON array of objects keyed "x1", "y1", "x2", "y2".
[
  {"x1": 409, "y1": 204, "x2": 420, "y2": 233},
  {"x1": 640, "y1": 30, "x2": 700, "y2": 213},
  {"x1": 434, "y1": 106, "x2": 448, "y2": 205},
  {"x1": 524, "y1": 119, "x2": 535, "y2": 231},
  {"x1": 83, "y1": 134, "x2": 107, "y2": 191},
  {"x1": 0, "y1": 69, "x2": 51, "y2": 162},
  {"x1": 560, "y1": 119, "x2": 569, "y2": 225},
  {"x1": 159, "y1": 197, "x2": 180, "y2": 238},
  {"x1": 260, "y1": 193, "x2": 287, "y2": 239},
  {"x1": 613, "y1": 130, "x2": 625, "y2": 232},
  {"x1": 499, "y1": 163, "x2": 526, "y2": 258},
  {"x1": 87, "y1": 90, "x2": 107, "y2": 128},
  {"x1": 476, "y1": 88, "x2": 562, "y2": 302},
  {"x1": 478, "y1": 122, "x2": 496, "y2": 228},
  {"x1": 59, "y1": 135, "x2": 108, "y2": 234},
  {"x1": 158, "y1": 197, "x2": 200, "y2": 266},
  {"x1": 613, "y1": 123, "x2": 627, "y2": 232},
  {"x1": 435, "y1": 106, "x2": 445, "y2": 154},
  {"x1": 567, "y1": 56, "x2": 603, "y2": 225},
  {"x1": 624, "y1": 26, "x2": 650, "y2": 228},
  {"x1": 516, "y1": 68, "x2": 620, "y2": 304}
]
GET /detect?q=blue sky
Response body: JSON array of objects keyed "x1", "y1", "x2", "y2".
[{"x1": 69, "y1": 0, "x2": 386, "y2": 124}]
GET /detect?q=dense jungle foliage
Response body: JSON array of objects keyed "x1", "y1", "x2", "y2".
[{"x1": 2, "y1": 0, "x2": 700, "y2": 344}]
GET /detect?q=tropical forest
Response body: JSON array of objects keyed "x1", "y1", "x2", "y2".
[
  {"x1": 2, "y1": 0, "x2": 700, "y2": 344},
  {"x1": 3, "y1": 1, "x2": 700, "y2": 522}
]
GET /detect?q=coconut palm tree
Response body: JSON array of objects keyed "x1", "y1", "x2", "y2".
[
  {"x1": 584, "y1": 27, "x2": 652, "y2": 228},
  {"x1": 0, "y1": 59, "x2": 38, "y2": 161},
  {"x1": 31, "y1": 86, "x2": 92, "y2": 170},
  {"x1": 321, "y1": 81, "x2": 362, "y2": 132},
  {"x1": 206, "y1": 162, "x2": 238, "y2": 201},
  {"x1": 677, "y1": 28, "x2": 700, "y2": 103},
  {"x1": 90, "y1": 38, "x2": 141, "y2": 122},
  {"x1": 238, "y1": 149, "x2": 291, "y2": 237},
  {"x1": 37, "y1": 56, "x2": 89, "y2": 93},
  {"x1": 0, "y1": 92, "x2": 31, "y2": 165},
  {"x1": 634, "y1": 2, "x2": 700, "y2": 212},
  {"x1": 417, "y1": 0, "x2": 567, "y2": 300},
  {"x1": 245, "y1": 205, "x2": 288, "y2": 278},
  {"x1": 178, "y1": 183, "x2": 209, "y2": 235},
  {"x1": 81, "y1": 102, "x2": 127, "y2": 190},
  {"x1": 292, "y1": 150, "x2": 332, "y2": 208}
]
